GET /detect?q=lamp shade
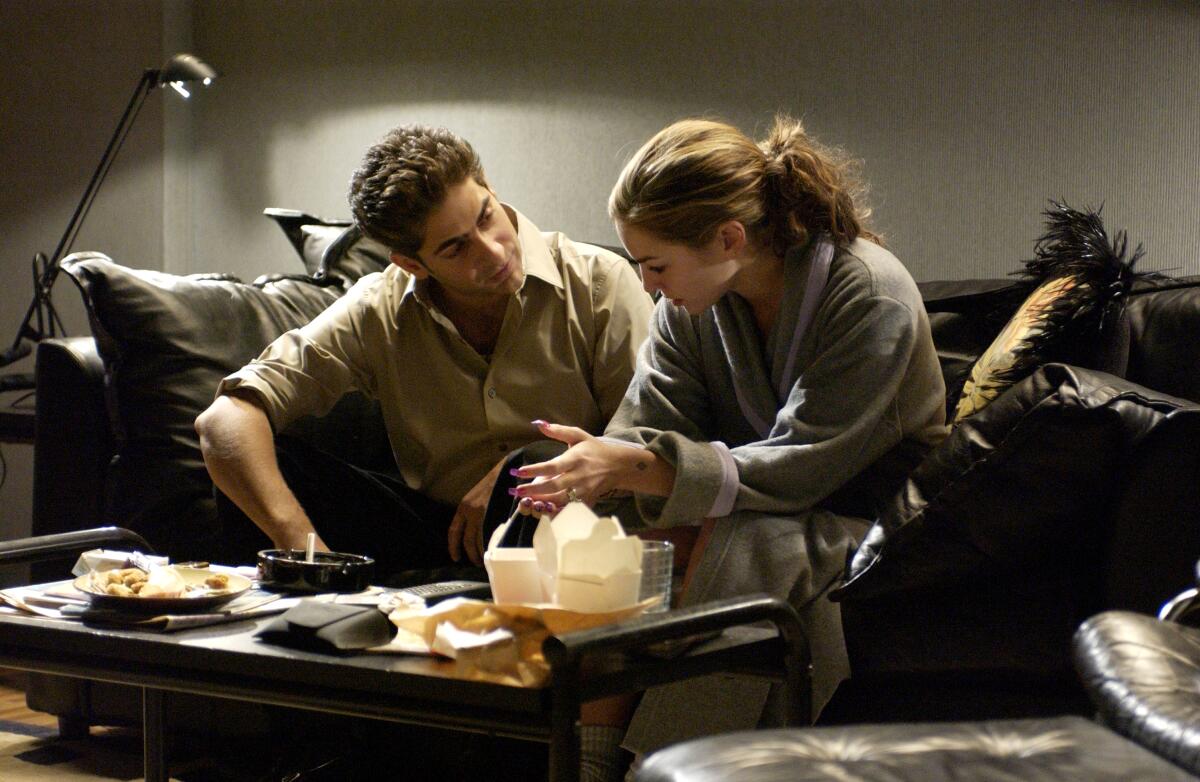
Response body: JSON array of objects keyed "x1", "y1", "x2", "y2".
[{"x1": 156, "y1": 53, "x2": 218, "y2": 86}]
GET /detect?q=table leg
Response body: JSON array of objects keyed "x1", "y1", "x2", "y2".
[
  {"x1": 142, "y1": 687, "x2": 167, "y2": 782},
  {"x1": 548, "y1": 666, "x2": 581, "y2": 782}
]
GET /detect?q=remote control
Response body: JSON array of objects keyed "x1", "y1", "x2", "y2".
[{"x1": 400, "y1": 580, "x2": 492, "y2": 605}]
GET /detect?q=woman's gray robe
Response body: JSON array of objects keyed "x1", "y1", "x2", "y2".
[{"x1": 608, "y1": 236, "x2": 947, "y2": 753}]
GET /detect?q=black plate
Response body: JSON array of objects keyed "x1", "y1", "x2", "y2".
[{"x1": 257, "y1": 550, "x2": 375, "y2": 594}]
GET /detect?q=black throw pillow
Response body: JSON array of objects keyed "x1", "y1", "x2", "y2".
[
  {"x1": 833, "y1": 362, "x2": 1198, "y2": 602},
  {"x1": 60, "y1": 253, "x2": 388, "y2": 562}
]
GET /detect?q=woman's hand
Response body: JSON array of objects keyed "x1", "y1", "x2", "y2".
[{"x1": 511, "y1": 420, "x2": 675, "y2": 505}]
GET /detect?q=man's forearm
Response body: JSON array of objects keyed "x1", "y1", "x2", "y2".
[{"x1": 195, "y1": 394, "x2": 321, "y2": 551}]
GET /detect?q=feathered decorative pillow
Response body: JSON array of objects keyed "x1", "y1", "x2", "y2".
[{"x1": 953, "y1": 201, "x2": 1146, "y2": 423}]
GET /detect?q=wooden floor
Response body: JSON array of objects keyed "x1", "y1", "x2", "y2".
[{"x1": 0, "y1": 668, "x2": 58, "y2": 729}]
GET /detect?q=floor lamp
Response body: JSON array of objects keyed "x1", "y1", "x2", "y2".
[{"x1": 0, "y1": 53, "x2": 218, "y2": 390}]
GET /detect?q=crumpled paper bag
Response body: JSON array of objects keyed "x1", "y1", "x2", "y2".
[{"x1": 387, "y1": 597, "x2": 650, "y2": 686}]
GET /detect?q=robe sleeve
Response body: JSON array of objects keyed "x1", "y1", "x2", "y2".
[{"x1": 603, "y1": 299, "x2": 748, "y2": 526}]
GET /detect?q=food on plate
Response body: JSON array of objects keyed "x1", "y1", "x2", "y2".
[
  {"x1": 87, "y1": 565, "x2": 237, "y2": 599},
  {"x1": 139, "y1": 566, "x2": 187, "y2": 598},
  {"x1": 204, "y1": 573, "x2": 230, "y2": 590}
]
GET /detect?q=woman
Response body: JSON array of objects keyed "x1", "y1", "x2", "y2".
[{"x1": 515, "y1": 116, "x2": 948, "y2": 752}]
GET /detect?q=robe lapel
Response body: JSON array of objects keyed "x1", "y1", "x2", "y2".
[{"x1": 718, "y1": 236, "x2": 834, "y2": 441}]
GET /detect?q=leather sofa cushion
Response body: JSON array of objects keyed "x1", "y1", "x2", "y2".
[
  {"x1": 917, "y1": 278, "x2": 1028, "y2": 420},
  {"x1": 834, "y1": 362, "x2": 1199, "y2": 601},
  {"x1": 59, "y1": 253, "x2": 389, "y2": 562},
  {"x1": 636, "y1": 716, "x2": 1194, "y2": 781},
  {"x1": 1125, "y1": 277, "x2": 1200, "y2": 403},
  {"x1": 314, "y1": 224, "x2": 390, "y2": 287}
]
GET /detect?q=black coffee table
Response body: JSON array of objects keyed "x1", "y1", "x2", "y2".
[{"x1": 0, "y1": 592, "x2": 807, "y2": 781}]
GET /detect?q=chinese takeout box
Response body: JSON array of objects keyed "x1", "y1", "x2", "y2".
[{"x1": 484, "y1": 502, "x2": 643, "y2": 612}]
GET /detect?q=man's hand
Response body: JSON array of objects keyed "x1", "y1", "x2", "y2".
[{"x1": 448, "y1": 458, "x2": 504, "y2": 566}]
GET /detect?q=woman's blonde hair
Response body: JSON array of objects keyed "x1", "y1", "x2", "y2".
[{"x1": 609, "y1": 116, "x2": 879, "y2": 256}]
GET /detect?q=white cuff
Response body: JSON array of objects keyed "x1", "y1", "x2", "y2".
[{"x1": 707, "y1": 441, "x2": 739, "y2": 518}]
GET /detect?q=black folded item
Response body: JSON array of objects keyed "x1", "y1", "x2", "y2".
[{"x1": 256, "y1": 600, "x2": 394, "y2": 653}]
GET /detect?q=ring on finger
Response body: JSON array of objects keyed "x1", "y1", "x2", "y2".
[{"x1": 566, "y1": 487, "x2": 580, "y2": 504}]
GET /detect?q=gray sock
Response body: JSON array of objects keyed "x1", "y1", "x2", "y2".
[{"x1": 579, "y1": 724, "x2": 629, "y2": 782}]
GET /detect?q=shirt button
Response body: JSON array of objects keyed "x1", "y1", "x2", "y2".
[{"x1": 487, "y1": 387, "x2": 497, "y2": 399}]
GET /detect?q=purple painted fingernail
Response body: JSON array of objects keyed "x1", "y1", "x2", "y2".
[
  {"x1": 533, "y1": 501, "x2": 545, "y2": 513},
  {"x1": 531, "y1": 419, "x2": 548, "y2": 427},
  {"x1": 519, "y1": 497, "x2": 534, "y2": 507},
  {"x1": 508, "y1": 468, "x2": 524, "y2": 477},
  {"x1": 507, "y1": 487, "x2": 520, "y2": 496}
]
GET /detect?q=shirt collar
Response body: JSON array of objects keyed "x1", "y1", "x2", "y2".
[{"x1": 511, "y1": 205, "x2": 563, "y2": 292}]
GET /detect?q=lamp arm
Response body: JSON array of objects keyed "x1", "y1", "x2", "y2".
[
  {"x1": 50, "y1": 68, "x2": 159, "y2": 268},
  {"x1": 2, "y1": 68, "x2": 159, "y2": 362}
]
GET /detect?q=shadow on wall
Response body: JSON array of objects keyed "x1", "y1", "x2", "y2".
[{"x1": 188, "y1": 0, "x2": 1200, "y2": 281}]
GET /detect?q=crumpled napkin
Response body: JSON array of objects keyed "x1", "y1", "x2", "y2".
[
  {"x1": 384, "y1": 597, "x2": 650, "y2": 686},
  {"x1": 72, "y1": 549, "x2": 169, "y2": 577}
]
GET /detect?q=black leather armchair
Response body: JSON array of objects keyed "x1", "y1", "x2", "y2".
[
  {"x1": 636, "y1": 598, "x2": 1200, "y2": 781},
  {"x1": 1074, "y1": 610, "x2": 1200, "y2": 776}
]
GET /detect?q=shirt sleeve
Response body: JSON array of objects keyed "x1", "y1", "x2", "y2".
[
  {"x1": 217, "y1": 280, "x2": 377, "y2": 432},
  {"x1": 588, "y1": 254, "x2": 656, "y2": 422}
]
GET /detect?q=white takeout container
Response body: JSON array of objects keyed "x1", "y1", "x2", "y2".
[
  {"x1": 485, "y1": 503, "x2": 644, "y2": 612},
  {"x1": 483, "y1": 546, "x2": 546, "y2": 604}
]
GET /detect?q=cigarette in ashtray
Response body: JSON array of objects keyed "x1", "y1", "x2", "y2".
[{"x1": 305, "y1": 532, "x2": 316, "y2": 563}]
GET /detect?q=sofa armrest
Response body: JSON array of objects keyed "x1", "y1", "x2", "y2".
[
  {"x1": 0, "y1": 526, "x2": 153, "y2": 567},
  {"x1": 32, "y1": 338, "x2": 112, "y2": 572},
  {"x1": 545, "y1": 594, "x2": 809, "y2": 721}
]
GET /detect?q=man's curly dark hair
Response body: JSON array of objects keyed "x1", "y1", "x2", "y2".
[{"x1": 348, "y1": 125, "x2": 488, "y2": 258}]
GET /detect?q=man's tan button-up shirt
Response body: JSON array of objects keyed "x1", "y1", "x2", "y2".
[{"x1": 218, "y1": 208, "x2": 653, "y2": 507}]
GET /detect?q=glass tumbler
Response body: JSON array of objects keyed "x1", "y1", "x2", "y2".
[{"x1": 639, "y1": 540, "x2": 674, "y2": 613}]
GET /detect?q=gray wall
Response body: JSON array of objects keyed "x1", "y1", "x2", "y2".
[
  {"x1": 2, "y1": 0, "x2": 1198, "y2": 544},
  {"x1": 188, "y1": 0, "x2": 1200, "y2": 282}
]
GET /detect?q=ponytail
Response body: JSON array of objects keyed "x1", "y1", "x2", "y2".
[{"x1": 759, "y1": 116, "x2": 880, "y2": 255}]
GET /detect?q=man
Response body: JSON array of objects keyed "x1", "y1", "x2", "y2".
[{"x1": 195, "y1": 124, "x2": 653, "y2": 577}]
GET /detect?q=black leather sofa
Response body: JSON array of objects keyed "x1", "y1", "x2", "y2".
[{"x1": 21, "y1": 211, "x2": 1200, "y2": 740}]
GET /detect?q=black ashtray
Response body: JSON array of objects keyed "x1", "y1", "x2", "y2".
[{"x1": 257, "y1": 549, "x2": 375, "y2": 594}]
